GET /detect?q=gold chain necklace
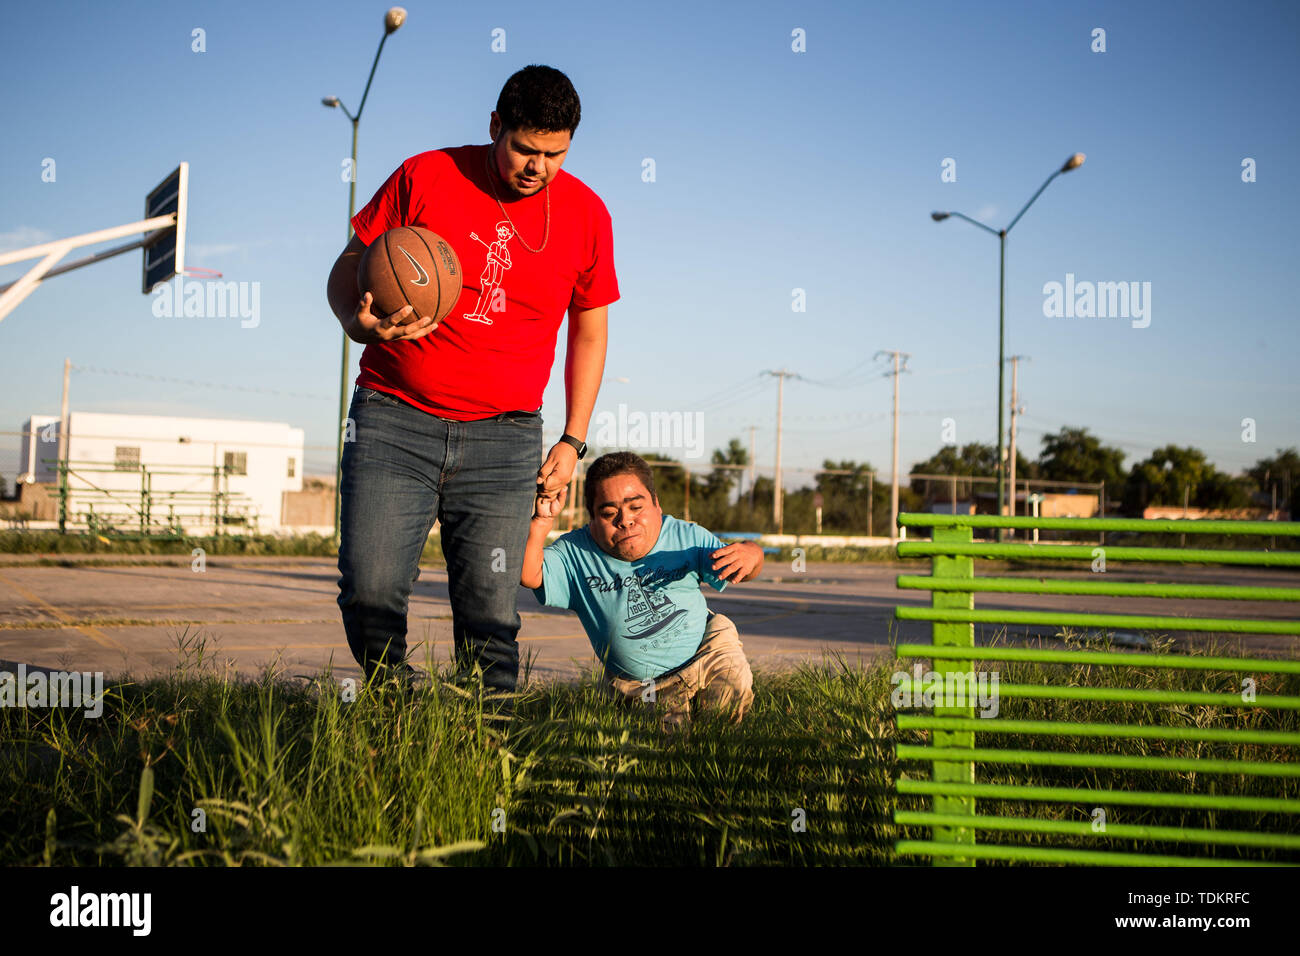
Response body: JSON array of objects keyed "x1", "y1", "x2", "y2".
[{"x1": 483, "y1": 145, "x2": 550, "y2": 253}]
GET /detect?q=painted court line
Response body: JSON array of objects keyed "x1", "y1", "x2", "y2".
[{"x1": 0, "y1": 570, "x2": 127, "y2": 652}]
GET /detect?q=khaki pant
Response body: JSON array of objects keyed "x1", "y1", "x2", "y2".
[{"x1": 604, "y1": 613, "x2": 754, "y2": 729}]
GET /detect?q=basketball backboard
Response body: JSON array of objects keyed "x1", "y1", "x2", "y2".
[
  {"x1": 0, "y1": 162, "x2": 191, "y2": 322},
  {"x1": 142, "y1": 163, "x2": 188, "y2": 293}
]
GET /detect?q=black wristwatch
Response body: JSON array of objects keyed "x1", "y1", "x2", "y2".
[{"x1": 559, "y1": 434, "x2": 588, "y2": 460}]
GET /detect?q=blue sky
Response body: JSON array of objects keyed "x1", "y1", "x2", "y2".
[{"x1": 1, "y1": 0, "x2": 1297, "y2": 488}]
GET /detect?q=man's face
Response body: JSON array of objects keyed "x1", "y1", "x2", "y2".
[
  {"x1": 588, "y1": 472, "x2": 663, "y2": 562},
  {"x1": 488, "y1": 113, "x2": 571, "y2": 197}
]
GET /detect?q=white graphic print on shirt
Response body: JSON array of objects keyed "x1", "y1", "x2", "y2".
[{"x1": 462, "y1": 221, "x2": 514, "y2": 325}]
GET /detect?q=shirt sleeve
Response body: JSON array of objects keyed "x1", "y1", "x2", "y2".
[
  {"x1": 350, "y1": 160, "x2": 414, "y2": 245},
  {"x1": 570, "y1": 200, "x2": 620, "y2": 312},
  {"x1": 533, "y1": 540, "x2": 575, "y2": 608},
  {"x1": 692, "y1": 525, "x2": 729, "y2": 593}
]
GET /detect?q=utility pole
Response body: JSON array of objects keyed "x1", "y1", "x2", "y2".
[
  {"x1": 764, "y1": 370, "x2": 799, "y2": 533},
  {"x1": 57, "y1": 358, "x2": 70, "y2": 473},
  {"x1": 875, "y1": 350, "x2": 910, "y2": 540},
  {"x1": 57, "y1": 358, "x2": 70, "y2": 534},
  {"x1": 1007, "y1": 355, "x2": 1029, "y2": 529},
  {"x1": 1272, "y1": 483, "x2": 1278, "y2": 550},
  {"x1": 747, "y1": 425, "x2": 756, "y2": 511},
  {"x1": 867, "y1": 470, "x2": 874, "y2": 538},
  {"x1": 775, "y1": 376, "x2": 784, "y2": 532}
]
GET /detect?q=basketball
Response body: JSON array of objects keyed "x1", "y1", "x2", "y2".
[{"x1": 357, "y1": 226, "x2": 463, "y2": 324}]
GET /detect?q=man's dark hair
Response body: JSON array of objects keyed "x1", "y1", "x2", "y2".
[
  {"x1": 496, "y1": 65, "x2": 581, "y2": 135},
  {"x1": 584, "y1": 452, "x2": 657, "y2": 516}
]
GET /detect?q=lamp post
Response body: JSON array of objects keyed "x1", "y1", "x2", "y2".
[
  {"x1": 931, "y1": 152, "x2": 1084, "y2": 539},
  {"x1": 323, "y1": 6, "x2": 406, "y2": 543}
]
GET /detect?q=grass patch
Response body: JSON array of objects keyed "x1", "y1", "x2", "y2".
[
  {"x1": 894, "y1": 634, "x2": 1300, "y2": 864},
  {"x1": 0, "y1": 531, "x2": 340, "y2": 557},
  {"x1": 1, "y1": 636, "x2": 1295, "y2": 866}
]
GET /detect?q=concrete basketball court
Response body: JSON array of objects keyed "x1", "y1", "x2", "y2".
[{"x1": 0, "y1": 555, "x2": 1296, "y2": 684}]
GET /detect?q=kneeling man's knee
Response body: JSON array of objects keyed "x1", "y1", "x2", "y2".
[{"x1": 699, "y1": 654, "x2": 754, "y2": 721}]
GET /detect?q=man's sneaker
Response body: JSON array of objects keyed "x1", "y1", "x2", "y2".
[
  {"x1": 400, "y1": 665, "x2": 433, "y2": 693},
  {"x1": 481, "y1": 689, "x2": 517, "y2": 721},
  {"x1": 368, "y1": 661, "x2": 431, "y2": 694}
]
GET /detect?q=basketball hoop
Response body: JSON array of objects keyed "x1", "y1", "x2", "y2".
[{"x1": 0, "y1": 163, "x2": 193, "y2": 321}]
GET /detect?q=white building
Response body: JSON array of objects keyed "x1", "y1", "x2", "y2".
[{"x1": 18, "y1": 411, "x2": 305, "y2": 533}]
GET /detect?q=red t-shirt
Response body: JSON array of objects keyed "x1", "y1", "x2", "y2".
[{"x1": 350, "y1": 144, "x2": 620, "y2": 420}]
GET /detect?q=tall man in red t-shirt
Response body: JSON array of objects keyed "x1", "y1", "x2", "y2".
[{"x1": 325, "y1": 65, "x2": 619, "y2": 694}]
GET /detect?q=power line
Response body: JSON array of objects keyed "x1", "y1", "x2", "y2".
[
  {"x1": 685, "y1": 373, "x2": 768, "y2": 411},
  {"x1": 694, "y1": 377, "x2": 771, "y2": 413},
  {"x1": 914, "y1": 361, "x2": 998, "y2": 378},
  {"x1": 71, "y1": 364, "x2": 332, "y2": 401},
  {"x1": 801, "y1": 357, "x2": 888, "y2": 389}
]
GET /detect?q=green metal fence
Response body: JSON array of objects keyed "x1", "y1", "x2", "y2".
[
  {"x1": 890, "y1": 513, "x2": 1300, "y2": 866},
  {"x1": 55, "y1": 459, "x2": 261, "y2": 537}
]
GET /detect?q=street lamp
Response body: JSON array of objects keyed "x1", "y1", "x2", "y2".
[
  {"x1": 323, "y1": 7, "x2": 406, "y2": 543},
  {"x1": 931, "y1": 152, "x2": 1084, "y2": 538}
]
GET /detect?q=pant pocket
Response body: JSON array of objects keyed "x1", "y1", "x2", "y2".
[{"x1": 358, "y1": 386, "x2": 408, "y2": 409}]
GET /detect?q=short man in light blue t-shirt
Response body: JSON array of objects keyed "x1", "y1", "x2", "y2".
[{"x1": 522, "y1": 451, "x2": 764, "y2": 726}]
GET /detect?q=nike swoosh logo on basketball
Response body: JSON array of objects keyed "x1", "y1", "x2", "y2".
[{"x1": 397, "y1": 246, "x2": 429, "y2": 286}]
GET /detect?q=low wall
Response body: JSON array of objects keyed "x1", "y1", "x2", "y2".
[
  {"x1": 281, "y1": 488, "x2": 335, "y2": 527},
  {"x1": 1142, "y1": 506, "x2": 1286, "y2": 521}
]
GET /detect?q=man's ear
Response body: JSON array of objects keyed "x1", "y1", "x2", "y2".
[{"x1": 489, "y1": 111, "x2": 502, "y2": 140}]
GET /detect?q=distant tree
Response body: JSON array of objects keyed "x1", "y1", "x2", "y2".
[
  {"x1": 909, "y1": 442, "x2": 1032, "y2": 495},
  {"x1": 782, "y1": 486, "x2": 816, "y2": 531},
  {"x1": 640, "y1": 452, "x2": 689, "y2": 516},
  {"x1": 911, "y1": 443, "x2": 996, "y2": 482},
  {"x1": 1036, "y1": 426, "x2": 1126, "y2": 487},
  {"x1": 815, "y1": 459, "x2": 879, "y2": 532},
  {"x1": 817, "y1": 459, "x2": 874, "y2": 497},
  {"x1": 1247, "y1": 447, "x2": 1299, "y2": 510},
  {"x1": 0, "y1": 473, "x2": 8, "y2": 499},
  {"x1": 1122, "y1": 445, "x2": 1252, "y2": 515},
  {"x1": 748, "y1": 475, "x2": 775, "y2": 525},
  {"x1": 706, "y1": 438, "x2": 749, "y2": 501}
]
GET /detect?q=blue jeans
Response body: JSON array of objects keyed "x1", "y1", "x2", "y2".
[{"x1": 337, "y1": 385, "x2": 542, "y2": 690}]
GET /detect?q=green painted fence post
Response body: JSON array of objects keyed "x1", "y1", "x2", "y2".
[{"x1": 931, "y1": 524, "x2": 976, "y2": 864}]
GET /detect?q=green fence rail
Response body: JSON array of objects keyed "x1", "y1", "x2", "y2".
[{"x1": 891, "y1": 512, "x2": 1300, "y2": 866}]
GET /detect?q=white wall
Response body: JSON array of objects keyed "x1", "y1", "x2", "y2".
[{"x1": 17, "y1": 411, "x2": 305, "y2": 530}]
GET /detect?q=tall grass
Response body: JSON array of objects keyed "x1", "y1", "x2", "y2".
[
  {"x1": 917, "y1": 634, "x2": 1300, "y2": 863},
  {"x1": 0, "y1": 531, "x2": 338, "y2": 557},
  {"x1": 1, "y1": 632, "x2": 1295, "y2": 866}
]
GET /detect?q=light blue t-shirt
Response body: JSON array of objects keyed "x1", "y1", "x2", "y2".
[{"x1": 534, "y1": 515, "x2": 728, "y2": 681}]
